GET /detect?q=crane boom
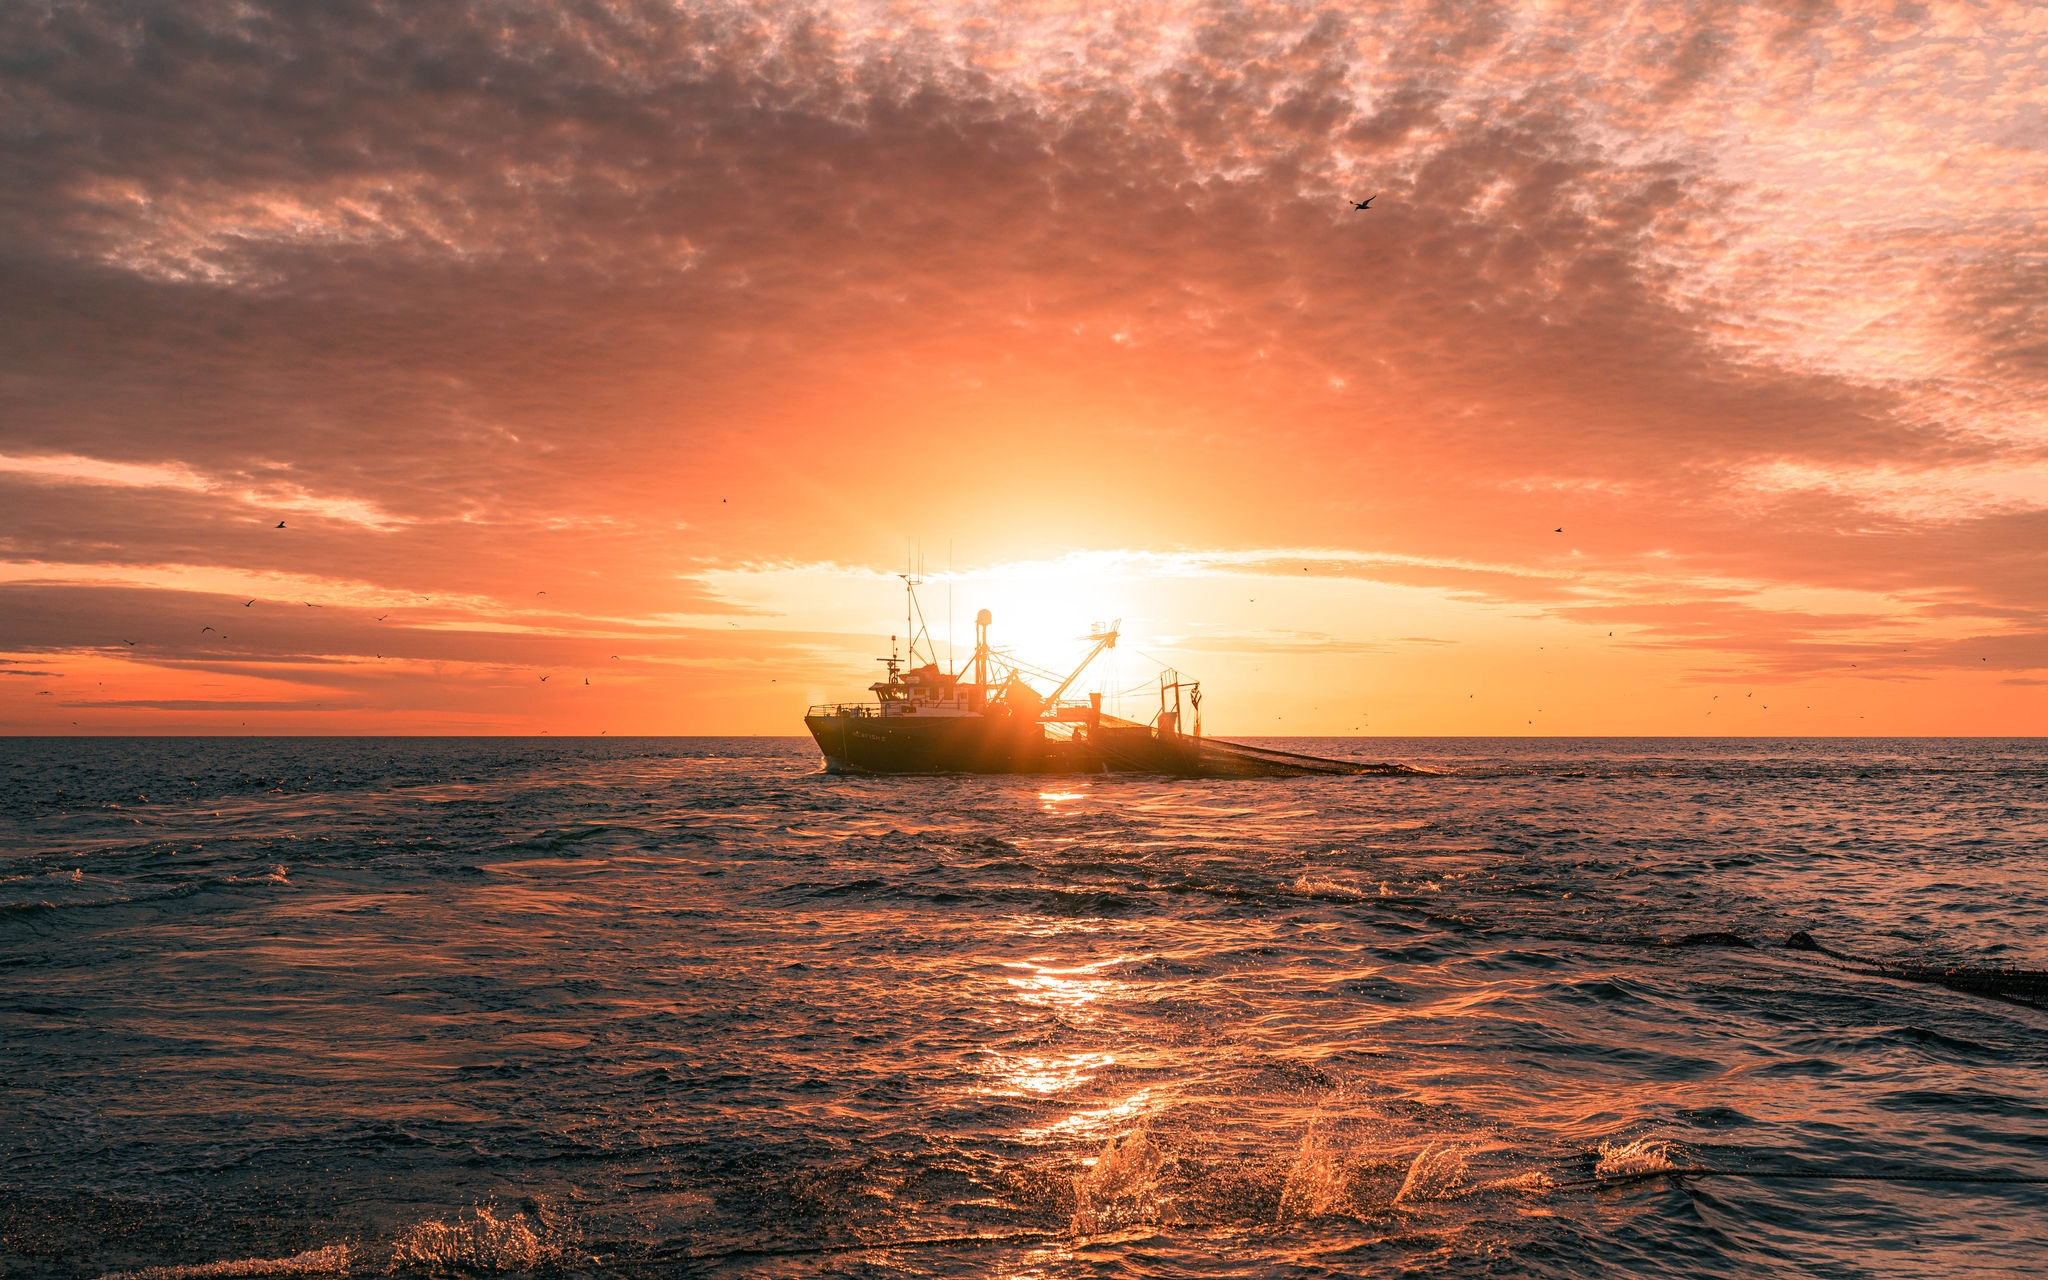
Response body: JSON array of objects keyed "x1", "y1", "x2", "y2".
[{"x1": 1043, "y1": 622, "x2": 1119, "y2": 707}]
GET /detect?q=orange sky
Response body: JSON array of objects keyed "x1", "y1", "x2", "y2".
[{"x1": 2, "y1": 0, "x2": 2043, "y2": 735}]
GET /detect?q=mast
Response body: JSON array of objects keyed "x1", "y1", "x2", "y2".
[{"x1": 972, "y1": 608, "x2": 991, "y2": 708}]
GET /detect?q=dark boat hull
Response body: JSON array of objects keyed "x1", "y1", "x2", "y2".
[
  {"x1": 804, "y1": 713, "x2": 1146, "y2": 774},
  {"x1": 804, "y1": 713, "x2": 1418, "y2": 777}
]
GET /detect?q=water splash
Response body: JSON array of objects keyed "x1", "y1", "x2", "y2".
[
  {"x1": 97, "y1": 1245, "x2": 351, "y2": 1280},
  {"x1": 1276, "y1": 1120, "x2": 1351, "y2": 1222},
  {"x1": 1474, "y1": 1170, "x2": 1556, "y2": 1195},
  {"x1": 1071, "y1": 1126, "x2": 1166, "y2": 1234},
  {"x1": 1393, "y1": 1144, "x2": 1470, "y2": 1204},
  {"x1": 389, "y1": 1201, "x2": 556, "y2": 1273},
  {"x1": 1595, "y1": 1139, "x2": 1677, "y2": 1178}
]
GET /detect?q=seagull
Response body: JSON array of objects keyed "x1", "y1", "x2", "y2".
[
  {"x1": 243, "y1": 600, "x2": 254, "y2": 608},
  {"x1": 377, "y1": 614, "x2": 388, "y2": 622},
  {"x1": 1350, "y1": 195, "x2": 1377, "y2": 210},
  {"x1": 610, "y1": 655, "x2": 620, "y2": 660},
  {"x1": 1555, "y1": 527, "x2": 1563, "y2": 533},
  {"x1": 121, "y1": 639, "x2": 135, "y2": 646},
  {"x1": 275, "y1": 521, "x2": 286, "y2": 529},
  {"x1": 536, "y1": 591, "x2": 547, "y2": 596},
  {"x1": 539, "y1": 675, "x2": 549, "y2": 682},
  {"x1": 201, "y1": 627, "x2": 215, "y2": 634}
]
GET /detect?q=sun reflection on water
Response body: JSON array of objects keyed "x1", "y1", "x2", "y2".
[
  {"x1": 1001, "y1": 956, "x2": 1127, "y2": 1011},
  {"x1": 1020, "y1": 1087, "x2": 1157, "y2": 1143},
  {"x1": 1037, "y1": 790, "x2": 1087, "y2": 812}
]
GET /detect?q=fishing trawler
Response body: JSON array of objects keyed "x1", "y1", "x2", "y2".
[{"x1": 804, "y1": 579, "x2": 1421, "y2": 778}]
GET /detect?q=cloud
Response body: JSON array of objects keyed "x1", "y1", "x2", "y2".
[
  {"x1": 73, "y1": 698, "x2": 361, "y2": 712},
  {"x1": 1164, "y1": 628, "x2": 1390, "y2": 655},
  {"x1": 0, "y1": 0, "x2": 2042, "y2": 729}
]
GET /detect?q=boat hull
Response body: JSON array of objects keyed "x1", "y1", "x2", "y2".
[
  {"x1": 803, "y1": 713, "x2": 1414, "y2": 777},
  {"x1": 804, "y1": 712, "x2": 1141, "y2": 775}
]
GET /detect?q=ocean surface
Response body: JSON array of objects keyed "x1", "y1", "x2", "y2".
[{"x1": 3, "y1": 736, "x2": 2045, "y2": 1279}]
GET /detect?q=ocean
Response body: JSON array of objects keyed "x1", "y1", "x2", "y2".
[{"x1": 3, "y1": 736, "x2": 2045, "y2": 1278}]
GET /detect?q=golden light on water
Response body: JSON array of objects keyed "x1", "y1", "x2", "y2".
[
  {"x1": 983, "y1": 1051, "x2": 1116, "y2": 1097},
  {"x1": 1002, "y1": 958, "x2": 1124, "y2": 1012},
  {"x1": 1020, "y1": 1088, "x2": 1158, "y2": 1144}
]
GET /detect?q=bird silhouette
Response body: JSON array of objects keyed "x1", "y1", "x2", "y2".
[
  {"x1": 1351, "y1": 195, "x2": 1377, "y2": 210},
  {"x1": 377, "y1": 614, "x2": 388, "y2": 621},
  {"x1": 584, "y1": 678, "x2": 590, "y2": 685},
  {"x1": 36, "y1": 690, "x2": 50, "y2": 695},
  {"x1": 275, "y1": 521, "x2": 286, "y2": 528},
  {"x1": 121, "y1": 639, "x2": 135, "y2": 646},
  {"x1": 610, "y1": 655, "x2": 620, "y2": 660},
  {"x1": 243, "y1": 600, "x2": 254, "y2": 608},
  {"x1": 536, "y1": 591, "x2": 547, "y2": 596},
  {"x1": 540, "y1": 675, "x2": 550, "y2": 682},
  {"x1": 201, "y1": 626, "x2": 215, "y2": 633},
  {"x1": 1554, "y1": 527, "x2": 1563, "y2": 533}
]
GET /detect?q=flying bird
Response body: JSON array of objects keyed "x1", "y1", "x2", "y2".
[
  {"x1": 201, "y1": 627, "x2": 215, "y2": 634},
  {"x1": 121, "y1": 639, "x2": 135, "y2": 646},
  {"x1": 244, "y1": 600, "x2": 254, "y2": 608},
  {"x1": 275, "y1": 521, "x2": 286, "y2": 529},
  {"x1": 1554, "y1": 527, "x2": 1563, "y2": 533},
  {"x1": 540, "y1": 675, "x2": 550, "y2": 682},
  {"x1": 536, "y1": 591, "x2": 547, "y2": 596},
  {"x1": 377, "y1": 614, "x2": 388, "y2": 622},
  {"x1": 584, "y1": 678, "x2": 590, "y2": 685},
  {"x1": 36, "y1": 690, "x2": 50, "y2": 695},
  {"x1": 1350, "y1": 195, "x2": 1377, "y2": 210}
]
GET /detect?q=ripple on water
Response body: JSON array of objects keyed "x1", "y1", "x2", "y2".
[{"x1": 1, "y1": 736, "x2": 2044, "y2": 1278}]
